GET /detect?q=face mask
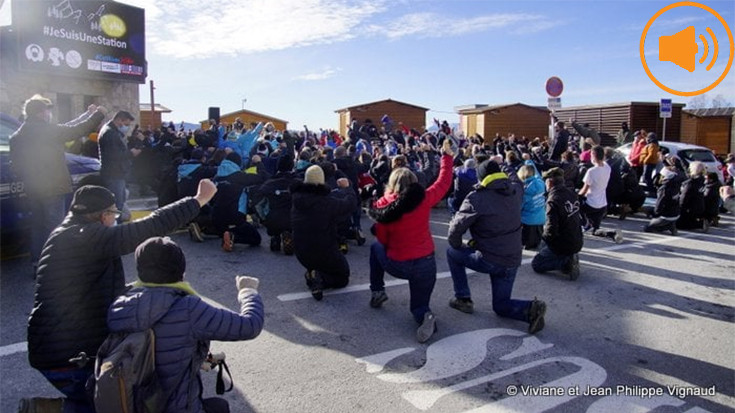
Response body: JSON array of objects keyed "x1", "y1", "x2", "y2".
[{"x1": 118, "y1": 125, "x2": 130, "y2": 134}]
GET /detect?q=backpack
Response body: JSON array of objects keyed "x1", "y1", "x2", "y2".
[{"x1": 93, "y1": 329, "x2": 166, "y2": 413}]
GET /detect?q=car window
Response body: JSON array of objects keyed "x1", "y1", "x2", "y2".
[{"x1": 679, "y1": 149, "x2": 716, "y2": 163}]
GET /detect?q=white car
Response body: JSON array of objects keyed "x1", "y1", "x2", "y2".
[{"x1": 617, "y1": 141, "x2": 724, "y2": 183}]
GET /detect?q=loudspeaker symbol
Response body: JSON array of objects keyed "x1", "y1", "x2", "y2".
[{"x1": 659, "y1": 26, "x2": 719, "y2": 72}]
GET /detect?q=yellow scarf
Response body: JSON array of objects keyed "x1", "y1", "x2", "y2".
[
  {"x1": 132, "y1": 280, "x2": 199, "y2": 296},
  {"x1": 480, "y1": 172, "x2": 508, "y2": 187}
]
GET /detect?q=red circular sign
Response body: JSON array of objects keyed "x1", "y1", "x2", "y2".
[{"x1": 546, "y1": 76, "x2": 564, "y2": 97}]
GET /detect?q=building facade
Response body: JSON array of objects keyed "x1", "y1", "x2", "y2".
[
  {"x1": 335, "y1": 99, "x2": 428, "y2": 138},
  {"x1": 681, "y1": 107, "x2": 734, "y2": 155},
  {"x1": 457, "y1": 103, "x2": 550, "y2": 142},
  {"x1": 552, "y1": 102, "x2": 686, "y2": 146}
]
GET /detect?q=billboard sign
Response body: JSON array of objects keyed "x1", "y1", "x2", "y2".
[{"x1": 13, "y1": 0, "x2": 145, "y2": 83}]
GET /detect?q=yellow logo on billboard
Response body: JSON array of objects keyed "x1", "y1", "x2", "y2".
[{"x1": 100, "y1": 14, "x2": 127, "y2": 38}]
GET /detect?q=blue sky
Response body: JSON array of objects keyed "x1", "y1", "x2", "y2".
[{"x1": 4, "y1": 0, "x2": 734, "y2": 129}]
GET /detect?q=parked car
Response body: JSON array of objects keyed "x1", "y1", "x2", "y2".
[
  {"x1": 0, "y1": 113, "x2": 102, "y2": 256},
  {"x1": 617, "y1": 141, "x2": 724, "y2": 183}
]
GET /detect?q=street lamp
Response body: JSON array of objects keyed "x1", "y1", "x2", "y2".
[{"x1": 242, "y1": 98, "x2": 247, "y2": 110}]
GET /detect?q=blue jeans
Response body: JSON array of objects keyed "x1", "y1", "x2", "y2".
[
  {"x1": 29, "y1": 194, "x2": 68, "y2": 265},
  {"x1": 447, "y1": 246, "x2": 529, "y2": 322},
  {"x1": 370, "y1": 242, "x2": 436, "y2": 323},
  {"x1": 532, "y1": 245, "x2": 572, "y2": 273},
  {"x1": 39, "y1": 366, "x2": 95, "y2": 413},
  {"x1": 103, "y1": 178, "x2": 127, "y2": 214}
]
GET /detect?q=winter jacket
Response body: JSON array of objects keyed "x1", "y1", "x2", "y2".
[
  {"x1": 450, "y1": 166, "x2": 478, "y2": 213},
  {"x1": 550, "y1": 129, "x2": 570, "y2": 161},
  {"x1": 640, "y1": 142, "x2": 660, "y2": 165},
  {"x1": 254, "y1": 171, "x2": 299, "y2": 234},
  {"x1": 99, "y1": 120, "x2": 132, "y2": 180},
  {"x1": 9, "y1": 111, "x2": 105, "y2": 198},
  {"x1": 27, "y1": 197, "x2": 201, "y2": 370},
  {"x1": 679, "y1": 175, "x2": 705, "y2": 218},
  {"x1": 628, "y1": 139, "x2": 646, "y2": 167},
  {"x1": 703, "y1": 179, "x2": 721, "y2": 219},
  {"x1": 654, "y1": 172, "x2": 682, "y2": 218},
  {"x1": 211, "y1": 160, "x2": 267, "y2": 232},
  {"x1": 605, "y1": 157, "x2": 626, "y2": 204},
  {"x1": 561, "y1": 160, "x2": 581, "y2": 190},
  {"x1": 521, "y1": 174, "x2": 546, "y2": 226},
  {"x1": 542, "y1": 185, "x2": 583, "y2": 256},
  {"x1": 290, "y1": 182, "x2": 357, "y2": 260},
  {"x1": 448, "y1": 172, "x2": 524, "y2": 268},
  {"x1": 369, "y1": 154, "x2": 453, "y2": 261},
  {"x1": 177, "y1": 161, "x2": 217, "y2": 198},
  {"x1": 107, "y1": 285, "x2": 264, "y2": 413}
]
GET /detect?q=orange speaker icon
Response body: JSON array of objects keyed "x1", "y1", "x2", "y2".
[{"x1": 659, "y1": 25, "x2": 719, "y2": 72}]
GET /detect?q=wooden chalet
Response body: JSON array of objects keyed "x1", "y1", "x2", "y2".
[
  {"x1": 335, "y1": 99, "x2": 428, "y2": 137},
  {"x1": 456, "y1": 103, "x2": 550, "y2": 142}
]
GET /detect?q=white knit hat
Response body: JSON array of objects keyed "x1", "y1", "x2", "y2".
[{"x1": 304, "y1": 165, "x2": 324, "y2": 185}]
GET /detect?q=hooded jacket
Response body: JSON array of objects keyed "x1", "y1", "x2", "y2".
[
  {"x1": 27, "y1": 197, "x2": 201, "y2": 370},
  {"x1": 448, "y1": 172, "x2": 524, "y2": 267},
  {"x1": 521, "y1": 173, "x2": 546, "y2": 226},
  {"x1": 107, "y1": 285, "x2": 263, "y2": 413},
  {"x1": 369, "y1": 154, "x2": 452, "y2": 261},
  {"x1": 542, "y1": 184, "x2": 583, "y2": 256}
]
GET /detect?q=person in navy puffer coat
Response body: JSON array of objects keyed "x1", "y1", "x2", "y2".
[{"x1": 107, "y1": 237, "x2": 264, "y2": 413}]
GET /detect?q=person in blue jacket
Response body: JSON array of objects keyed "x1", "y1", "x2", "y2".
[
  {"x1": 518, "y1": 162, "x2": 546, "y2": 250},
  {"x1": 107, "y1": 236, "x2": 264, "y2": 413}
]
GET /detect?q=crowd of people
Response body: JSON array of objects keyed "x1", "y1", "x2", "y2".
[{"x1": 9, "y1": 93, "x2": 735, "y2": 412}]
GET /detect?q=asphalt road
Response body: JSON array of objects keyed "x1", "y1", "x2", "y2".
[{"x1": 1, "y1": 207, "x2": 733, "y2": 413}]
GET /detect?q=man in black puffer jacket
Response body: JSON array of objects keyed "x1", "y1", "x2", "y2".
[
  {"x1": 531, "y1": 167, "x2": 584, "y2": 280},
  {"x1": 27, "y1": 180, "x2": 217, "y2": 412}
]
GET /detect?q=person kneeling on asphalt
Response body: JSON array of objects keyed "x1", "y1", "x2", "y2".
[
  {"x1": 531, "y1": 167, "x2": 584, "y2": 280},
  {"x1": 291, "y1": 165, "x2": 357, "y2": 300},
  {"x1": 367, "y1": 139, "x2": 454, "y2": 343},
  {"x1": 643, "y1": 166, "x2": 683, "y2": 235},
  {"x1": 26, "y1": 179, "x2": 217, "y2": 412},
  {"x1": 107, "y1": 237, "x2": 264, "y2": 413},
  {"x1": 446, "y1": 159, "x2": 547, "y2": 334}
]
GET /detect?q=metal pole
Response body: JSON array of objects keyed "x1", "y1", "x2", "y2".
[
  {"x1": 662, "y1": 117, "x2": 666, "y2": 141},
  {"x1": 149, "y1": 80, "x2": 155, "y2": 124}
]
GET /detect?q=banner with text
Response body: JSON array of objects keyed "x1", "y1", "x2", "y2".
[{"x1": 13, "y1": 0, "x2": 145, "y2": 83}]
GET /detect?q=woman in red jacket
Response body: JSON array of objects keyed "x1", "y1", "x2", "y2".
[{"x1": 367, "y1": 140, "x2": 454, "y2": 343}]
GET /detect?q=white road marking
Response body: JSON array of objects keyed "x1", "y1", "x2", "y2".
[
  {"x1": 0, "y1": 341, "x2": 26, "y2": 357},
  {"x1": 278, "y1": 229, "x2": 693, "y2": 302},
  {"x1": 404, "y1": 356, "x2": 607, "y2": 412}
]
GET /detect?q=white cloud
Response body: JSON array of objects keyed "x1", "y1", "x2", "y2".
[
  {"x1": 134, "y1": 0, "x2": 386, "y2": 59},
  {"x1": 369, "y1": 12, "x2": 557, "y2": 39},
  {"x1": 293, "y1": 67, "x2": 342, "y2": 81}
]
